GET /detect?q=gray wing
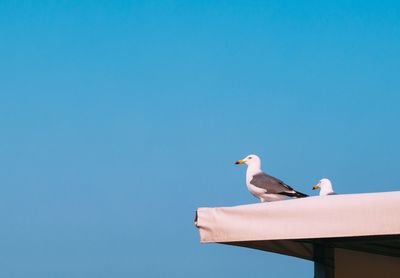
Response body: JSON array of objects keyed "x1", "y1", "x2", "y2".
[
  {"x1": 250, "y1": 172, "x2": 294, "y2": 194},
  {"x1": 327, "y1": 192, "x2": 337, "y2": 195}
]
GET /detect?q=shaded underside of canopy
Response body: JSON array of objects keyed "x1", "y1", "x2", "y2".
[{"x1": 224, "y1": 235, "x2": 400, "y2": 261}]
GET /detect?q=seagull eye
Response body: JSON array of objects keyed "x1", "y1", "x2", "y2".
[{"x1": 248, "y1": 157, "x2": 252, "y2": 159}]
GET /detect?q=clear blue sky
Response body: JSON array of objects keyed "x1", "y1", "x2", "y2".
[{"x1": 1, "y1": 1, "x2": 400, "y2": 277}]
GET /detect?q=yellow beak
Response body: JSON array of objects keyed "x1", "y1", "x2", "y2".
[
  {"x1": 235, "y1": 159, "x2": 245, "y2": 165},
  {"x1": 312, "y1": 185, "x2": 320, "y2": 190}
]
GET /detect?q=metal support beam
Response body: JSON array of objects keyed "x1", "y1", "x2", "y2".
[{"x1": 314, "y1": 244, "x2": 335, "y2": 278}]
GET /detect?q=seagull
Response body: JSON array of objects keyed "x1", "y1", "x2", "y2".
[
  {"x1": 235, "y1": 154, "x2": 308, "y2": 202},
  {"x1": 312, "y1": 178, "x2": 336, "y2": 195}
]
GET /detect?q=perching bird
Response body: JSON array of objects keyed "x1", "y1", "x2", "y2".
[
  {"x1": 235, "y1": 154, "x2": 308, "y2": 202},
  {"x1": 312, "y1": 178, "x2": 336, "y2": 195}
]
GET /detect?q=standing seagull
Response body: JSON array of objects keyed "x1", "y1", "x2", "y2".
[
  {"x1": 312, "y1": 178, "x2": 336, "y2": 195},
  {"x1": 235, "y1": 154, "x2": 308, "y2": 202}
]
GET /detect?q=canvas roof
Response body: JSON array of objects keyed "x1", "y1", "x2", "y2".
[{"x1": 195, "y1": 191, "x2": 400, "y2": 260}]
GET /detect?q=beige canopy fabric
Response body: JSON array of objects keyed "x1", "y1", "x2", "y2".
[
  {"x1": 195, "y1": 191, "x2": 400, "y2": 261},
  {"x1": 196, "y1": 191, "x2": 400, "y2": 277},
  {"x1": 196, "y1": 191, "x2": 400, "y2": 242}
]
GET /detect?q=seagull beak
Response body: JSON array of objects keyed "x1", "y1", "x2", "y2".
[
  {"x1": 235, "y1": 159, "x2": 245, "y2": 165},
  {"x1": 312, "y1": 185, "x2": 320, "y2": 190}
]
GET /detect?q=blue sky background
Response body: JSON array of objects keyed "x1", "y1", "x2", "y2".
[{"x1": 1, "y1": 1, "x2": 400, "y2": 277}]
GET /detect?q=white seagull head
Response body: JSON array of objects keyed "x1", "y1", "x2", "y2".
[
  {"x1": 235, "y1": 154, "x2": 261, "y2": 168},
  {"x1": 312, "y1": 178, "x2": 334, "y2": 195}
]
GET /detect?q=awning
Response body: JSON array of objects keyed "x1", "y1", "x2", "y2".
[{"x1": 195, "y1": 191, "x2": 400, "y2": 261}]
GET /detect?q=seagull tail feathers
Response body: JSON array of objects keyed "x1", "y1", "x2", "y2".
[
  {"x1": 278, "y1": 191, "x2": 309, "y2": 198},
  {"x1": 293, "y1": 191, "x2": 308, "y2": 198}
]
